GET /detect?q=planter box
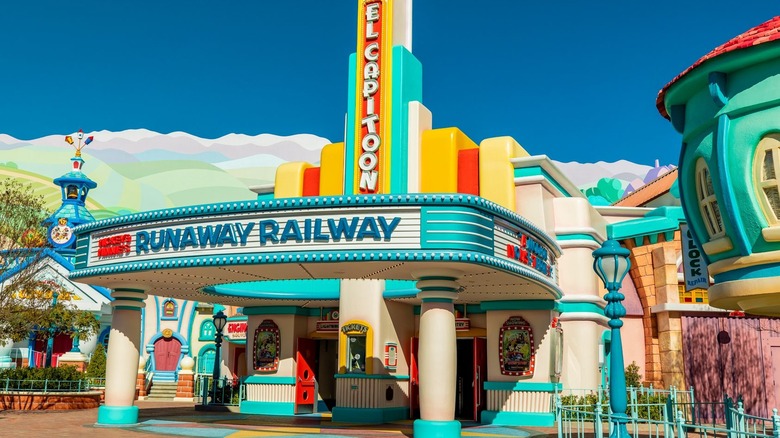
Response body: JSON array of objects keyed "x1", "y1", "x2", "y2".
[{"x1": 0, "y1": 391, "x2": 101, "y2": 410}]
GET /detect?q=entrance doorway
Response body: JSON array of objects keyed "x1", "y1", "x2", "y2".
[
  {"x1": 410, "y1": 336, "x2": 486, "y2": 421},
  {"x1": 455, "y1": 338, "x2": 487, "y2": 421},
  {"x1": 295, "y1": 338, "x2": 338, "y2": 414},
  {"x1": 154, "y1": 337, "x2": 182, "y2": 371}
]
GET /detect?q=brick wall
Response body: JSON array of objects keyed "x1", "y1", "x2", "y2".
[{"x1": 0, "y1": 392, "x2": 101, "y2": 410}]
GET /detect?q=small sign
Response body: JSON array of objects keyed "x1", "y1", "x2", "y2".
[
  {"x1": 455, "y1": 318, "x2": 470, "y2": 331},
  {"x1": 254, "y1": 320, "x2": 280, "y2": 372},
  {"x1": 499, "y1": 316, "x2": 535, "y2": 376},
  {"x1": 384, "y1": 343, "x2": 398, "y2": 370},
  {"x1": 226, "y1": 321, "x2": 247, "y2": 340},
  {"x1": 681, "y1": 225, "x2": 709, "y2": 292},
  {"x1": 316, "y1": 321, "x2": 339, "y2": 333}
]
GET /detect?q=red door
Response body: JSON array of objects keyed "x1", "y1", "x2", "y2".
[
  {"x1": 153, "y1": 337, "x2": 182, "y2": 371},
  {"x1": 295, "y1": 338, "x2": 317, "y2": 414},
  {"x1": 474, "y1": 337, "x2": 487, "y2": 421},
  {"x1": 410, "y1": 337, "x2": 420, "y2": 419}
]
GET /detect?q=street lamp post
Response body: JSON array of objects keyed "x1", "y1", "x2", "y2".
[
  {"x1": 211, "y1": 310, "x2": 227, "y2": 404},
  {"x1": 592, "y1": 239, "x2": 631, "y2": 438}
]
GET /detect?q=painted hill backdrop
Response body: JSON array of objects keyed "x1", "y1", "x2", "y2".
[{"x1": 0, "y1": 130, "x2": 672, "y2": 217}]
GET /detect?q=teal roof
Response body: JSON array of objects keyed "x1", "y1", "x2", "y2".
[{"x1": 608, "y1": 206, "x2": 686, "y2": 245}]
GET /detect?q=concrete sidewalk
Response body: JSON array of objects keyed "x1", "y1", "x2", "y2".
[{"x1": 0, "y1": 401, "x2": 559, "y2": 437}]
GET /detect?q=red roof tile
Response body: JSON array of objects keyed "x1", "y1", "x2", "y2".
[{"x1": 657, "y1": 16, "x2": 780, "y2": 119}]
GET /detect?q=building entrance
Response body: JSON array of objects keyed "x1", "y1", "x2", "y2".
[
  {"x1": 455, "y1": 337, "x2": 487, "y2": 421},
  {"x1": 295, "y1": 338, "x2": 338, "y2": 414}
]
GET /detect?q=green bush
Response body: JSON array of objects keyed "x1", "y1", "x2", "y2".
[
  {"x1": 625, "y1": 361, "x2": 642, "y2": 388},
  {"x1": 86, "y1": 344, "x2": 106, "y2": 378},
  {"x1": 0, "y1": 365, "x2": 83, "y2": 381}
]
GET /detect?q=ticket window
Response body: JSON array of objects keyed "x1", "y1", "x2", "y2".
[{"x1": 346, "y1": 334, "x2": 367, "y2": 373}]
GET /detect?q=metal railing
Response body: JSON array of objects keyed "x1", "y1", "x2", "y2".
[
  {"x1": 196, "y1": 375, "x2": 244, "y2": 406},
  {"x1": 556, "y1": 388, "x2": 780, "y2": 438},
  {"x1": 0, "y1": 378, "x2": 95, "y2": 393}
]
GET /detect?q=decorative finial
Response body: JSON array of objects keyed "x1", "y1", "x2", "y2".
[{"x1": 64, "y1": 129, "x2": 94, "y2": 157}]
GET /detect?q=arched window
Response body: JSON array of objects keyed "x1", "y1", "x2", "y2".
[
  {"x1": 198, "y1": 345, "x2": 216, "y2": 374},
  {"x1": 198, "y1": 319, "x2": 216, "y2": 341},
  {"x1": 695, "y1": 158, "x2": 725, "y2": 238},
  {"x1": 754, "y1": 134, "x2": 780, "y2": 225},
  {"x1": 98, "y1": 327, "x2": 111, "y2": 351},
  {"x1": 162, "y1": 299, "x2": 178, "y2": 320}
]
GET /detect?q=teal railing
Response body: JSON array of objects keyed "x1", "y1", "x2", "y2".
[
  {"x1": 1, "y1": 378, "x2": 95, "y2": 393},
  {"x1": 556, "y1": 388, "x2": 780, "y2": 438}
]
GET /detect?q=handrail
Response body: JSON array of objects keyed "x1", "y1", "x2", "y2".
[{"x1": 0, "y1": 378, "x2": 93, "y2": 393}]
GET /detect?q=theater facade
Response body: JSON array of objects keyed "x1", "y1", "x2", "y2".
[{"x1": 72, "y1": 1, "x2": 628, "y2": 436}]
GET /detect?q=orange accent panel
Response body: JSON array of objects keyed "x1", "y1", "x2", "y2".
[
  {"x1": 457, "y1": 148, "x2": 480, "y2": 195},
  {"x1": 302, "y1": 167, "x2": 321, "y2": 197}
]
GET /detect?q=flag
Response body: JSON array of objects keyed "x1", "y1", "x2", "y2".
[
  {"x1": 84, "y1": 136, "x2": 94, "y2": 145},
  {"x1": 65, "y1": 135, "x2": 74, "y2": 145}
]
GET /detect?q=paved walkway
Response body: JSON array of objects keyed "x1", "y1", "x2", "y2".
[{"x1": 0, "y1": 401, "x2": 559, "y2": 438}]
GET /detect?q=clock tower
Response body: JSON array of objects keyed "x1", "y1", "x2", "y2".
[{"x1": 45, "y1": 130, "x2": 98, "y2": 256}]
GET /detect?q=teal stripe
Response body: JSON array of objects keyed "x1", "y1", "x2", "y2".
[
  {"x1": 480, "y1": 300, "x2": 555, "y2": 311},
  {"x1": 483, "y1": 381, "x2": 562, "y2": 392},
  {"x1": 714, "y1": 114, "x2": 750, "y2": 256},
  {"x1": 481, "y1": 410, "x2": 555, "y2": 427},
  {"x1": 239, "y1": 401, "x2": 295, "y2": 416},
  {"x1": 389, "y1": 46, "x2": 423, "y2": 193},
  {"x1": 344, "y1": 52, "x2": 357, "y2": 194},
  {"x1": 114, "y1": 288, "x2": 145, "y2": 293},
  {"x1": 713, "y1": 261, "x2": 780, "y2": 283},
  {"x1": 421, "y1": 297, "x2": 455, "y2": 303},
  {"x1": 334, "y1": 374, "x2": 410, "y2": 380},
  {"x1": 243, "y1": 376, "x2": 295, "y2": 385},
  {"x1": 114, "y1": 305, "x2": 142, "y2": 311},
  {"x1": 514, "y1": 167, "x2": 571, "y2": 197},
  {"x1": 333, "y1": 406, "x2": 408, "y2": 424},
  {"x1": 556, "y1": 233, "x2": 599, "y2": 242},
  {"x1": 242, "y1": 306, "x2": 311, "y2": 316},
  {"x1": 555, "y1": 301, "x2": 605, "y2": 315}
]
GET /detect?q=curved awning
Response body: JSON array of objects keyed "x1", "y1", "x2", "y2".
[{"x1": 71, "y1": 195, "x2": 562, "y2": 306}]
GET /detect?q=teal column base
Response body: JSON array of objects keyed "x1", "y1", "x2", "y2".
[
  {"x1": 96, "y1": 405, "x2": 139, "y2": 426},
  {"x1": 413, "y1": 419, "x2": 461, "y2": 437},
  {"x1": 332, "y1": 406, "x2": 408, "y2": 423},
  {"x1": 481, "y1": 410, "x2": 555, "y2": 426}
]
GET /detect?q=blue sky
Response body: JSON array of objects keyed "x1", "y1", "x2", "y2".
[{"x1": 0, "y1": 1, "x2": 777, "y2": 166}]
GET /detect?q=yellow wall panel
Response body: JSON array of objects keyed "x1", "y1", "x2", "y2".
[
  {"x1": 420, "y1": 127, "x2": 478, "y2": 193},
  {"x1": 479, "y1": 136, "x2": 529, "y2": 210},
  {"x1": 274, "y1": 162, "x2": 313, "y2": 198},
  {"x1": 319, "y1": 142, "x2": 345, "y2": 196}
]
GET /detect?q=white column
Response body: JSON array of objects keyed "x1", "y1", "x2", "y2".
[
  {"x1": 414, "y1": 270, "x2": 462, "y2": 438},
  {"x1": 97, "y1": 288, "x2": 147, "y2": 426}
]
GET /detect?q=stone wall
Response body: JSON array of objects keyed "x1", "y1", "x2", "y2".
[{"x1": 622, "y1": 231, "x2": 683, "y2": 388}]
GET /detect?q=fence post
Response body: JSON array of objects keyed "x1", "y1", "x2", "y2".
[
  {"x1": 555, "y1": 395, "x2": 563, "y2": 438},
  {"x1": 630, "y1": 386, "x2": 638, "y2": 421},
  {"x1": 676, "y1": 410, "x2": 686, "y2": 438},
  {"x1": 772, "y1": 408, "x2": 779, "y2": 438},
  {"x1": 737, "y1": 401, "x2": 745, "y2": 435},
  {"x1": 595, "y1": 399, "x2": 603, "y2": 438},
  {"x1": 665, "y1": 394, "x2": 674, "y2": 437}
]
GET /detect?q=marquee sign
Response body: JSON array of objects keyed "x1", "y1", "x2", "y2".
[
  {"x1": 356, "y1": 0, "x2": 387, "y2": 193},
  {"x1": 85, "y1": 207, "x2": 421, "y2": 267},
  {"x1": 493, "y1": 218, "x2": 555, "y2": 279}
]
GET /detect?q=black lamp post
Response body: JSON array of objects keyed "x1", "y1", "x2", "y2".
[
  {"x1": 592, "y1": 239, "x2": 631, "y2": 438},
  {"x1": 211, "y1": 310, "x2": 227, "y2": 403}
]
